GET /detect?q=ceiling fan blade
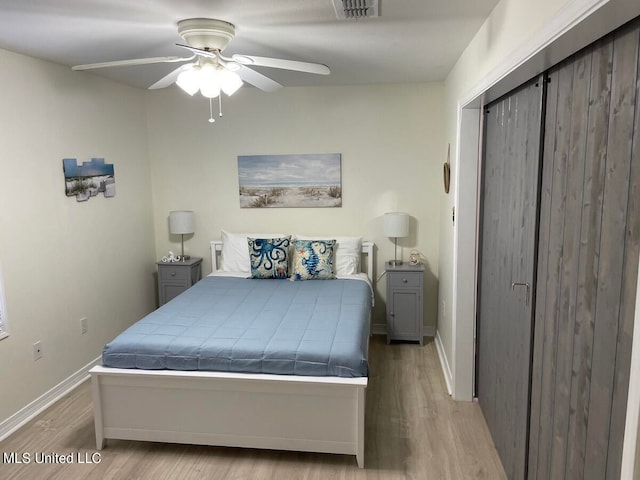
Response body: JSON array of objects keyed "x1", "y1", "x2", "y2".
[
  {"x1": 176, "y1": 43, "x2": 217, "y2": 59},
  {"x1": 148, "y1": 63, "x2": 193, "y2": 90},
  {"x1": 72, "y1": 55, "x2": 194, "y2": 71},
  {"x1": 237, "y1": 66, "x2": 282, "y2": 93},
  {"x1": 177, "y1": 44, "x2": 329, "y2": 75},
  {"x1": 232, "y1": 55, "x2": 330, "y2": 75}
]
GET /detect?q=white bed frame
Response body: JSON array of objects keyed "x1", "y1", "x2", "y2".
[{"x1": 90, "y1": 240, "x2": 374, "y2": 468}]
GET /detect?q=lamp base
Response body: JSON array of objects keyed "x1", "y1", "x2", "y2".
[
  {"x1": 179, "y1": 234, "x2": 190, "y2": 261},
  {"x1": 387, "y1": 260, "x2": 404, "y2": 267}
]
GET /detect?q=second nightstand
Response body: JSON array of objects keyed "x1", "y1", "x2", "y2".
[
  {"x1": 386, "y1": 262, "x2": 424, "y2": 345},
  {"x1": 156, "y1": 257, "x2": 202, "y2": 306}
]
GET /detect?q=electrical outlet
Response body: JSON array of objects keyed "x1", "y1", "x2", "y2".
[
  {"x1": 33, "y1": 341, "x2": 43, "y2": 361},
  {"x1": 80, "y1": 317, "x2": 88, "y2": 335}
]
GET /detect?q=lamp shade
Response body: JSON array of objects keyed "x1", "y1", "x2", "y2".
[
  {"x1": 384, "y1": 212, "x2": 409, "y2": 238},
  {"x1": 169, "y1": 210, "x2": 195, "y2": 235}
]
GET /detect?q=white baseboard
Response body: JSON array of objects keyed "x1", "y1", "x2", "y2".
[
  {"x1": 435, "y1": 330, "x2": 453, "y2": 396},
  {"x1": 372, "y1": 324, "x2": 436, "y2": 337},
  {"x1": 0, "y1": 356, "x2": 101, "y2": 442}
]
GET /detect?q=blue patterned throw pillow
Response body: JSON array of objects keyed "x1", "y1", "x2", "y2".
[
  {"x1": 291, "y1": 239, "x2": 336, "y2": 281},
  {"x1": 248, "y1": 237, "x2": 291, "y2": 279}
]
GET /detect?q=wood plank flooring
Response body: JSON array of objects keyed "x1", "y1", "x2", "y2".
[{"x1": 0, "y1": 336, "x2": 506, "y2": 480}]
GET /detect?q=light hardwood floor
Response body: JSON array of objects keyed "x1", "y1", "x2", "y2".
[{"x1": 0, "y1": 336, "x2": 506, "y2": 480}]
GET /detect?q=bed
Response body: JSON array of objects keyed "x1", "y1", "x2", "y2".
[{"x1": 89, "y1": 237, "x2": 374, "y2": 468}]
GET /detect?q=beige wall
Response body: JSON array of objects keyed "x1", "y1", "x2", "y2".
[
  {"x1": 0, "y1": 49, "x2": 156, "y2": 422},
  {"x1": 145, "y1": 83, "x2": 444, "y2": 332}
]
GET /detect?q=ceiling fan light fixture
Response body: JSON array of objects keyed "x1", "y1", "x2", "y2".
[
  {"x1": 176, "y1": 63, "x2": 242, "y2": 99},
  {"x1": 219, "y1": 69, "x2": 243, "y2": 96},
  {"x1": 200, "y1": 83, "x2": 221, "y2": 99},
  {"x1": 199, "y1": 63, "x2": 221, "y2": 98},
  {"x1": 176, "y1": 67, "x2": 200, "y2": 95}
]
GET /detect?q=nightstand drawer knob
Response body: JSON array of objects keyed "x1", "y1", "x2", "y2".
[
  {"x1": 402, "y1": 278, "x2": 408, "y2": 283},
  {"x1": 171, "y1": 272, "x2": 176, "y2": 277}
]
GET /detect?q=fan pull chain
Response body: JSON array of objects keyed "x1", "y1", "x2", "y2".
[
  {"x1": 207, "y1": 96, "x2": 225, "y2": 123},
  {"x1": 208, "y1": 97, "x2": 215, "y2": 123}
]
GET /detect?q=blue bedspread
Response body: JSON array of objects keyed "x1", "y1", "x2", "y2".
[{"x1": 103, "y1": 276, "x2": 371, "y2": 377}]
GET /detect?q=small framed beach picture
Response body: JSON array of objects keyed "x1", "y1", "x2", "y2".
[
  {"x1": 63, "y1": 157, "x2": 115, "y2": 202},
  {"x1": 238, "y1": 153, "x2": 342, "y2": 208}
]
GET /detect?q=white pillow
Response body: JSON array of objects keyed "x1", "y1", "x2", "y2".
[
  {"x1": 220, "y1": 230, "x2": 286, "y2": 273},
  {"x1": 293, "y1": 235, "x2": 362, "y2": 276}
]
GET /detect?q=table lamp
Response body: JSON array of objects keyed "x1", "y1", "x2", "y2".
[
  {"x1": 384, "y1": 212, "x2": 409, "y2": 266},
  {"x1": 169, "y1": 210, "x2": 194, "y2": 260}
]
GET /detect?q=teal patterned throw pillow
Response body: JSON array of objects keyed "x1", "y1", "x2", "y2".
[
  {"x1": 248, "y1": 237, "x2": 291, "y2": 279},
  {"x1": 291, "y1": 239, "x2": 336, "y2": 281}
]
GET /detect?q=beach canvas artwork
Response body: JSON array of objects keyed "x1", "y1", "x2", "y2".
[
  {"x1": 63, "y1": 158, "x2": 115, "y2": 202},
  {"x1": 238, "y1": 153, "x2": 342, "y2": 208}
]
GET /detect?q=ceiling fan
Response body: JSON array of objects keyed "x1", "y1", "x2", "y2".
[{"x1": 72, "y1": 18, "x2": 330, "y2": 120}]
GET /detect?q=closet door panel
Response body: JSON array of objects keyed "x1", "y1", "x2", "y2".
[
  {"x1": 477, "y1": 100, "x2": 502, "y2": 446},
  {"x1": 566, "y1": 38, "x2": 612, "y2": 480},
  {"x1": 585, "y1": 26, "x2": 638, "y2": 480},
  {"x1": 528, "y1": 20, "x2": 640, "y2": 480},
  {"x1": 550, "y1": 50, "x2": 593, "y2": 480},
  {"x1": 477, "y1": 78, "x2": 543, "y2": 480},
  {"x1": 604, "y1": 25, "x2": 640, "y2": 480}
]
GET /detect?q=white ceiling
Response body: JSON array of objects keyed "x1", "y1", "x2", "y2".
[{"x1": 0, "y1": 0, "x2": 499, "y2": 90}]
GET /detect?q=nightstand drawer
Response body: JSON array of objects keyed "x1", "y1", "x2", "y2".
[
  {"x1": 388, "y1": 272, "x2": 422, "y2": 289},
  {"x1": 159, "y1": 265, "x2": 189, "y2": 281}
]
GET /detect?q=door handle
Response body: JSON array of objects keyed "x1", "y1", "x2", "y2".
[{"x1": 511, "y1": 282, "x2": 531, "y2": 306}]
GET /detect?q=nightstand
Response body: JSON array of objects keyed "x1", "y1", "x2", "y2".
[
  {"x1": 156, "y1": 257, "x2": 202, "y2": 306},
  {"x1": 386, "y1": 262, "x2": 424, "y2": 345}
]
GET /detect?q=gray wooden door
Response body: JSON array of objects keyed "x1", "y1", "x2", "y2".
[
  {"x1": 477, "y1": 77, "x2": 544, "y2": 480},
  {"x1": 528, "y1": 21, "x2": 640, "y2": 480}
]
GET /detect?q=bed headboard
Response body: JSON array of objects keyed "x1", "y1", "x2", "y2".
[{"x1": 209, "y1": 240, "x2": 375, "y2": 283}]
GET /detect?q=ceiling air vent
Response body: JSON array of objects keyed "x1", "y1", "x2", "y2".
[{"x1": 332, "y1": 0, "x2": 380, "y2": 19}]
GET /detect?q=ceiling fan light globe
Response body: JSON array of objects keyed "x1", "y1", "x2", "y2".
[
  {"x1": 221, "y1": 81, "x2": 242, "y2": 96},
  {"x1": 200, "y1": 83, "x2": 221, "y2": 98},
  {"x1": 199, "y1": 64, "x2": 221, "y2": 98},
  {"x1": 220, "y1": 70, "x2": 243, "y2": 96},
  {"x1": 176, "y1": 68, "x2": 200, "y2": 95}
]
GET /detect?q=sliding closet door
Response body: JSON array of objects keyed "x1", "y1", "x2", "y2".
[
  {"x1": 528, "y1": 21, "x2": 640, "y2": 480},
  {"x1": 476, "y1": 77, "x2": 544, "y2": 480}
]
